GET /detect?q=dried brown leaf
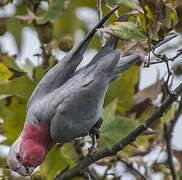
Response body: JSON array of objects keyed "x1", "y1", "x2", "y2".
[
  {"x1": 142, "y1": 128, "x2": 158, "y2": 135},
  {"x1": 173, "y1": 150, "x2": 182, "y2": 170},
  {"x1": 132, "y1": 80, "x2": 163, "y2": 108},
  {"x1": 172, "y1": 63, "x2": 182, "y2": 76},
  {"x1": 95, "y1": 157, "x2": 117, "y2": 166},
  {"x1": 122, "y1": 40, "x2": 148, "y2": 58}
]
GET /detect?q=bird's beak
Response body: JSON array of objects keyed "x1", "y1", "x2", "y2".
[{"x1": 16, "y1": 165, "x2": 34, "y2": 176}]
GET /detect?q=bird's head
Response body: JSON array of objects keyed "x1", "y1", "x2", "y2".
[{"x1": 7, "y1": 122, "x2": 55, "y2": 176}]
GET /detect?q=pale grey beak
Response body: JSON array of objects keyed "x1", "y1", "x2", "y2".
[{"x1": 16, "y1": 165, "x2": 34, "y2": 176}]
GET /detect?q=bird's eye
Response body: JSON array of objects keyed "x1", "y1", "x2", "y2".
[{"x1": 16, "y1": 153, "x2": 21, "y2": 161}]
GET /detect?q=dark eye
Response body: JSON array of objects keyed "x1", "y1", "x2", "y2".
[{"x1": 16, "y1": 153, "x2": 21, "y2": 161}]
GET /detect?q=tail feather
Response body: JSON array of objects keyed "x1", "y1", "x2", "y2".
[
  {"x1": 94, "y1": 50, "x2": 121, "y2": 78},
  {"x1": 86, "y1": 14, "x2": 129, "y2": 68},
  {"x1": 110, "y1": 54, "x2": 140, "y2": 81},
  {"x1": 27, "y1": 7, "x2": 119, "y2": 108},
  {"x1": 64, "y1": 6, "x2": 119, "y2": 63},
  {"x1": 103, "y1": 14, "x2": 129, "y2": 50}
]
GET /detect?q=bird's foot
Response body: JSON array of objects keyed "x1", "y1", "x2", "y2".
[
  {"x1": 89, "y1": 128, "x2": 100, "y2": 139},
  {"x1": 88, "y1": 133, "x2": 98, "y2": 156},
  {"x1": 88, "y1": 147, "x2": 97, "y2": 156},
  {"x1": 88, "y1": 117, "x2": 104, "y2": 156},
  {"x1": 89, "y1": 117, "x2": 103, "y2": 138}
]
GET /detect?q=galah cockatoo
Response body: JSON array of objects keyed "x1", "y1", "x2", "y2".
[{"x1": 7, "y1": 8, "x2": 140, "y2": 176}]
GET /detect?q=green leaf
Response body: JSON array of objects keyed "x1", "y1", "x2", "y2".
[
  {"x1": 145, "y1": 5, "x2": 153, "y2": 20},
  {"x1": 0, "y1": 96, "x2": 27, "y2": 145},
  {"x1": 164, "y1": 3, "x2": 177, "y2": 28},
  {"x1": 0, "y1": 54, "x2": 22, "y2": 72},
  {"x1": 151, "y1": 23, "x2": 159, "y2": 41},
  {"x1": 30, "y1": 172, "x2": 47, "y2": 180},
  {"x1": 164, "y1": 6, "x2": 172, "y2": 28},
  {"x1": 143, "y1": 5, "x2": 159, "y2": 40},
  {"x1": 137, "y1": 13, "x2": 147, "y2": 33},
  {"x1": 5, "y1": 17, "x2": 22, "y2": 51},
  {"x1": 49, "y1": 56, "x2": 57, "y2": 69},
  {"x1": 171, "y1": 10, "x2": 178, "y2": 25},
  {"x1": 71, "y1": 178, "x2": 84, "y2": 180},
  {"x1": 161, "y1": 105, "x2": 177, "y2": 127},
  {"x1": 0, "y1": 63, "x2": 12, "y2": 81},
  {"x1": 104, "y1": 0, "x2": 141, "y2": 11},
  {"x1": 104, "y1": 65, "x2": 139, "y2": 114},
  {"x1": 33, "y1": 65, "x2": 46, "y2": 83},
  {"x1": 100, "y1": 22, "x2": 147, "y2": 42},
  {"x1": 40, "y1": 143, "x2": 76, "y2": 180},
  {"x1": 100, "y1": 103, "x2": 138, "y2": 149},
  {"x1": 15, "y1": 1, "x2": 27, "y2": 15},
  {"x1": 0, "y1": 75, "x2": 35, "y2": 99},
  {"x1": 137, "y1": 106, "x2": 154, "y2": 123},
  {"x1": 22, "y1": 59, "x2": 34, "y2": 79},
  {"x1": 0, "y1": 157, "x2": 6, "y2": 168},
  {"x1": 53, "y1": 0, "x2": 81, "y2": 48},
  {"x1": 38, "y1": 0, "x2": 68, "y2": 24}
]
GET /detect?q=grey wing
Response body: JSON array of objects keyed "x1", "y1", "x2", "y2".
[
  {"x1": 110, "y1": 54, "x2": 140, "y2": 81},
  {"x1": 26, "y1": 53, "x2": 139, "y2": 130},
  {"x1": 49, "y1": 50, "x2": 121, "y2": 142},
  {"x1": 49, "y1": 90, "x2": 101, "y2": 143},
  {"x1": 74, "y1": 14, "x2": 129, "y2": 76},
  {"x1": 27, "y1": 53, "x2": 83, "y2": 109},
  {"x1": 27, "y1": 7, "x2": 118, "y2": 109}
]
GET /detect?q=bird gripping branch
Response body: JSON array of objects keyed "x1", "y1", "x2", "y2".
[{"x1": 7, "y1": 7, "x2": 140, "y2": 176}]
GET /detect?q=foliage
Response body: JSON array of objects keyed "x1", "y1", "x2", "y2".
[
  {"x1": 100, "y1": 103, "x2": 138, "y2": 150},
  {"x1": 0, "y1": 0, "x2": 182, "y2": 179}
]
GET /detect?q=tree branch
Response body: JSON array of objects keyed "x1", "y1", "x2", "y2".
[
  {"x1": 164, "y1": 102, "x2": 182, "y2": 180},
  {"x1": 54, "y1": 82, "x2": 182, "y2": 180},
  {"x1": 150, "y1": 47, "x2": 182, "y2": 65},
  {"x1": 41, "y1": 45, "x2": 50, "y2": 73},
  {"x1": 101, "y1": 165, "x2": 111, "y2": 180}
]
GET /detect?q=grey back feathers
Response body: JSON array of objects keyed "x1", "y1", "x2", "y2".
[{"x1": 25, "y1": 10, "x2": 140, "y2": 141}]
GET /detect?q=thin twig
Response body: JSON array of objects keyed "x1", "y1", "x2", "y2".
[
  {"x1": 83, "y1": 171, "x2": 92, "y2": 180},
  {"x1": 139, "y1": 0, "x2": 178, "y2": 68},
  {"x1": 164, "y1": 55, "x2": 172, "y2": 93},
  {"x1": 164, "y1": 102, "x2": 182, "y2": 180},
  {"x1": 138, "y1": 0, "x2": 152, "y2": 67},
  {"x1": 154, "y1": 33, "x2": 177, "y2": 49},
  {"x1": 150, "y1": 48, "x2": 182, "y2": 93},
  {"x1": 150, "y1": 48, "x2": 182, "y2": 65},
  {"x1": 96, "y1": 0, "x2": 105, "y2": 46},
  {"x1": 101, "y1": 165, "x2": 112, "y2": 180},
  {"x1": 169, "y1": 48, "x2": 182, "y2": 61},
  {"x1": 54, "y1": 82, "x2": 182, "y2": 180},
  {"x1": 41, "y1": 45, "x2": 50, "y2": 73},
  {"x1": 118, "y1": 157, "x2": 148, "y2": 180},
  {"x1": 88, "y1": 168, "x2": 99, "y2": 180}
]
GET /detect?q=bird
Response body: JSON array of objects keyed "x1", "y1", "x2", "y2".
[{"x1": 7, "y1": 7, "x2": 140, "y2": 176}]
